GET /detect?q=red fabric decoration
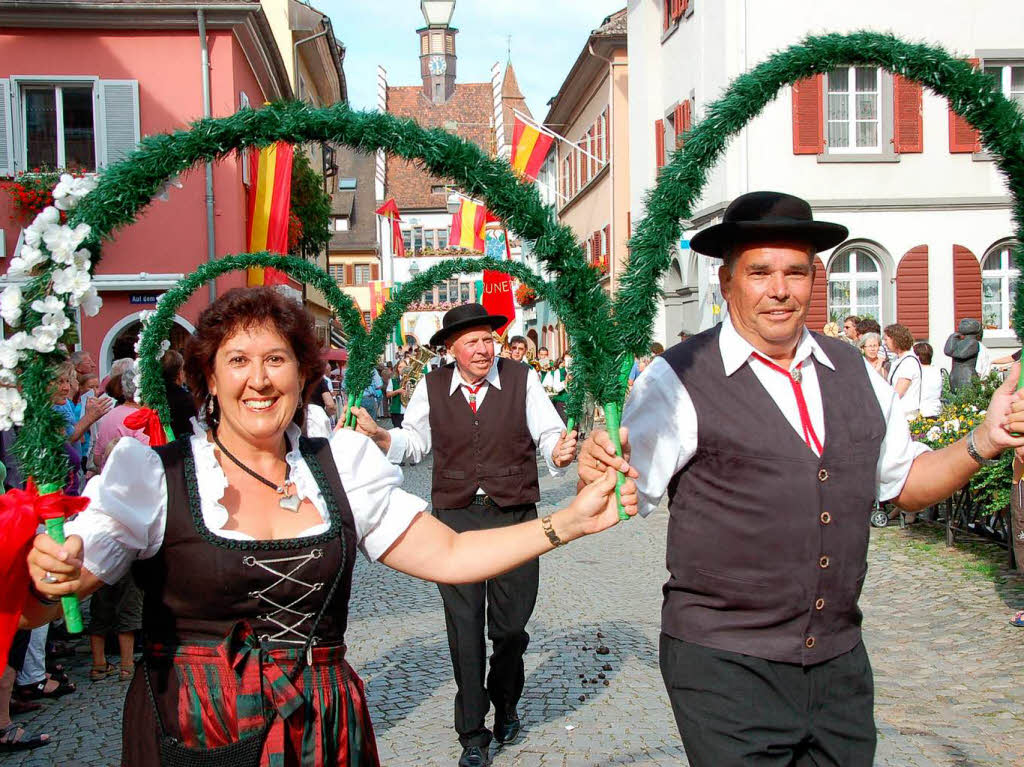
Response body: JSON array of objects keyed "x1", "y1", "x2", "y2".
[
  {"x1": 123, "y1": 407, "x2": 168, "y2": 447},
  {"x1": 0, "y1": 480, "x2": 89, "y2": 663}
]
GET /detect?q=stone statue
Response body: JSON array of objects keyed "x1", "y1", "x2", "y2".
[{"x1": 943, "y1": 318, "x2": 983, "y2": 391}]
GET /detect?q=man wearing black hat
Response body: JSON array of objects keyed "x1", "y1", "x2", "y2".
[
  {"x1": 352, "y1": 302, "x2": 577, "y2": 767},
  {"x1": 577, "y1": 191, "x2": 1024, "y2": 766}
]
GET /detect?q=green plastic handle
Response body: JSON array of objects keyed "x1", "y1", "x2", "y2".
[
  {"x1": 43, "y1": 516, "x2": 83, "y2": 634},
  {"x1": 603, "y1": 401, "x2": 629, "y2": 522},
  {"x1": 566, "y1": 417, "x2": 576, "y2": 433}
]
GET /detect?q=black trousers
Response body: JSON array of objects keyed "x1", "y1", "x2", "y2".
[
  {"x1": 660, "y1": 634, "x2": 876, "y2": 767},
  {"x1": 434, "y1": 503, "x2": 539, "y2": 748}
]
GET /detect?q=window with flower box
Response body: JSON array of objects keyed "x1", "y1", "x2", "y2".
[{"x1": 0, "y1": 77, "x2": 140, "y2": 176}]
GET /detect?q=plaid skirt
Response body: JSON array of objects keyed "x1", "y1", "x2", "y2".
[{"x1": 125, "y1": 623, "x2": 379, "y2": 767}]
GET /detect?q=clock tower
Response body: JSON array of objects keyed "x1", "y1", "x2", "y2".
[{"x1": 418, "y1": 0, "x2": 457, "y2": 104}]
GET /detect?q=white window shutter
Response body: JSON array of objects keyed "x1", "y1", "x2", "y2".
[
  {"x1": 0, "y1": 79, "x2": 14, "y2": 177},
  {"x1": 239, "y1": 91, "x2": 251, "y2": 185},
  {"x1": 97, "y1": 79, "x2": 140, "y2": 169}
]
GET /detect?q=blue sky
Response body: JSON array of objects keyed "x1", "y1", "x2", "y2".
[{"x1": 319, "y1": 0, "x2": 627, "y2": 118}]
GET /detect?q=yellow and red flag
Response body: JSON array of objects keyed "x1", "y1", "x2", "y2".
[
  {"x1": 369, "y1": 281, "x2": 389, "y2": 320},
  {"x1": 246, "y1": 142, "x2": 294, "y2": 286},
  {"x1": 375, "y1": 199, "x2": 404, "y2": 258},
  {"x1": 449, "y1": 198, "x2": 488, "y2": 252},
  {"x1": 510, "y1": 116, "x2": 554, "y2": 181}
]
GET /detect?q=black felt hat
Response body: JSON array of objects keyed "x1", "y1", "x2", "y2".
[
  {"x1": 689, "y1": 191, "x2": 848, "y2": 258},
  {"x1": 429, "y1": 303, "x2": 508, "y2": 347}
]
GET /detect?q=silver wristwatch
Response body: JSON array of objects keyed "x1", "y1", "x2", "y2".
[{"x1": 966, "y1": 428, "x2": 1000, "y2": 467}]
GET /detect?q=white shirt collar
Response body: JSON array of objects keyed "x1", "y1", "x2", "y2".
[
  {"x1": 718, "y1": 312, "x2": 836, "y2": 377},
  {"x1": 448, "y1": 358, "x2": 502, "y2": 396}
]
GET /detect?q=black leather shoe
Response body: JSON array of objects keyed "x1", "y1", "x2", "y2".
[
  {"x1": 458, "y1": 745, "x2": 490, "y2": 766},
  {"x1": 493, "y1": 709, "x2": 521, "y2": 744}
]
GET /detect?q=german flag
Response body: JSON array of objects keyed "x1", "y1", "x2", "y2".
[
  {"x1": 449, "y1": 198, "x2": 487, "y2": 252},
  {"x1": 510, "y1": 116, "x2": 554, "y2": 181},
  {"x1": 247, "y1": 142, "x2": 293, "y2": 286}
]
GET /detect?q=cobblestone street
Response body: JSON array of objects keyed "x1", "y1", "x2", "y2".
[{"x1": 7, "y1": 452, "x2": 1024, "y2": 766}]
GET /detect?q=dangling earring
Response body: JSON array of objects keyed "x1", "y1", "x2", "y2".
[
  {"x1": 205, "y1": 393, "x2": 219, "y2": 426},
  {"x1": 206, "y1": 394, "x2": 215, "y2": 415}
]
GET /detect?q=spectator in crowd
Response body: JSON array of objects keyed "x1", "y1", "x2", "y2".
[
  {"x1": 2, "y1": 633, "x2": 52, "y2": 752},
  {"x1": 161, "y1": 349, "x2": 197, "y2": 441},
  {"x1": 360, "y1": 364, "x2": 384, "y2": 416},
  {"x1": 93, "y1": 367, "x2": 150, "y2": 470},
  {"x1": 677, "y1": 329, "x2": 692, "y2": 344},
  {"x1": 386, "y1": 359, "x2": 407, "y2": 428},
  {"x1": 70, "y1": 349, "x2": 96, "y2": 378},
  {"x1": 885, "y1": 323, "x2": 923, "y2": 420},
  {"x1": 53, "y1": 360, "x2": 111, "y2": 493},
  {"x1": 844, "y1": 315, "x2": 861, "y2": 343},
  {"x1": 314, "y1": 360, "x2": 337, "y2": 421},
  {"x1": 508, "y1": 336, "x2": 529, "y2": 363},
  {"x1": 629, "y1": 343, "x2": 665, "y2": 390},
  {"x1": 87, "y1": 571, "x2": 143, "y2": 683},
  {"x1": 914, "y1": 342, "x2": 943, "y2": 419},
  {"x1": 536, "y1": 346, "x2": 552, "y2": 371},
  {"x1": 100, "y1": 356, "x2": 133, "y2": 391},
  {"x1": 859, "y1": 331, "x2": 889, "y2": 379},
  {"x1": 542, "y1": 358, "x2": 568, "y2": 422}
]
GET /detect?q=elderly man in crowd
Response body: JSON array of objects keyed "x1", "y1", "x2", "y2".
[
  {"x1": 578, "y1": 191, "x2": 1024, "y2": 767},
  {"x1": 353, "y1": 303, "x2": 578, "y2": 767}
]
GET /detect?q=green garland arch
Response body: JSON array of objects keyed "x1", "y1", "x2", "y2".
[
  {"x1": 15, "y1": 31, "x2": 1024, "y2": 489},
  {"x1": 615, "y1": 31, "x2": 1024, "y2": 356}
]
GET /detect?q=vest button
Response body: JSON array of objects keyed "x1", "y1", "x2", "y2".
[
  {"x1": 819, "y1": 555, "x2": 830, "y2": 569},
  {"x1": 818, "y1": 469, "x2": 829, "y2": 482},
  {"x1": 820, "y1": 511, "x2": 831, "y2": 525},
  {"x1": 815, "y1": 598, "x2": 825, "y2": 610},
  {"x1": 805, "y1": 636, "x2": 816, "y2": 649},
  {"x1": 474, "y1": 420, "x2": 479, "y2": 427}
]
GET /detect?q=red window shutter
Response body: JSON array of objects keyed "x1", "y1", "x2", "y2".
[
  {"x1": 370, "y1": 263, "x2": 379, "y2": 281},
  {"x1": 603, "y1": 224, "x2": 611, "y2": 268},
  {"x1": 663, "y1": 0, "x2": 672, "y2": 31},
  {"x1": 680, "y1": 0, "x2": 689, "y2": 16},
  {"x1": 892, "y1": 75, "x2": 923, "y2": 153},
  {"x1": 589, "y1": 129, "x2": 597, "y2": 176},
  {"x1": 895, "y1": 245, "x2": 929, "y2": 338},
  {"x1": 949, "y1": 59, "x2": 981, "y2": 153},
  {"x1": 655, "y1": 118, "x2": 666, "y2": 169},
  {"x1": 952, "y1": 244, "x2": 982, "y2": 325},
  {"x1": 344, "y1": 265, "x2": 354, "y2": 285},
  {"x1": 807, "y1": 255, "x2": 828, "y2": 332},
  {"x1": 592, "y1": 232, "x2": 601, "y2": 265},
  {"x1": 791, "y1": 75, "x2": 823, "y2": 155}
]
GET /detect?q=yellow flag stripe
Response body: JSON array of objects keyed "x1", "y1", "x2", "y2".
[
  {"x1": 249, "y1": 144, "x2": 277, "y2": 251},
  {"x1": 512, "y1": 126, "x2": 540, "y2": 174},
  {"x1": 457, "y1": 201, "x2": 479, "y2": 249}
]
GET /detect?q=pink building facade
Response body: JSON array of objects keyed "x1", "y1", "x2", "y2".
[{"x1": 0, "y1": 1, "x2": 292, "y2": 375}]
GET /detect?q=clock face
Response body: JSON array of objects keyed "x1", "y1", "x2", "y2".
[{"x1": 428, "y1": 55, "x2": 447, "y2": 76}]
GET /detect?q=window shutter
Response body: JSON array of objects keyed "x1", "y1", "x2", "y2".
[
  {"x1": 97, "y1": 79, "x2": 140, "y2": 169},
  {"x1": 655, "y1": 118, "x2": 665, "y2": 169},
  {"x1": 896, "y1": 245, "x2": 929, "y2": 337},
  {"x1": 239, "y1": 91, "x2": 251, "y2": 185},
  {"x1": 952, "y1": 244, "x2": 982, "y2": 325},
  {"x1": 791, "y1": 75, "x2": 823, "y2": 155},
  {"x1": 593, "y1": 232, "x2": 601, "y2": 265},
  {"x1": 603, "y1": 108, "x2": 610, "y2": 160},
  {"x1": 0, "y1": 79, "x2": 14, "y2": 176},
  {"x1": 344, "y1": 265, "x2": 354, "y2": 285},
  {"x1": 806, "y1": 255, "x2": 828, "y2": 332},
  {"x1": 681, "y1": 0, "x2": 690, "y2": 15},
  {"x1": 663, "y1": 0, "x2": 672, "y2": 31},
  {"x1": 603, "y1": 224, "x2": 611, "y2": 268},
  {"x1": 370, "y1": 263, "x2": 379, "y2": 280},
  {"x1": 949, "y1": 59, "x2": 981, "y2": 153},
  {"x1": 892, "y1": 76, "x2": 923, "y2": 154}
]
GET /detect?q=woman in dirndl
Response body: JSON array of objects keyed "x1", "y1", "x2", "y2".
[{"x1": 23, "y1": 287, "x2": 636, "y2": 766}]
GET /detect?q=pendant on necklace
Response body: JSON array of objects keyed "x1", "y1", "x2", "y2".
[
  {"x1": 790, "y1": 367, "x2": 803, "y2": 384},
  {"x1": 278, "y1": 482, "x2": 300, "y2": 512}
]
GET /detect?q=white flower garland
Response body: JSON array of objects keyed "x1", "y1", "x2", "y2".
[
  {"x1": 130, "y1": 302, "x2": 169, "y2": 403},
  {"x1": 0, "y1": 173, "x2": 102, "y2": 428}
]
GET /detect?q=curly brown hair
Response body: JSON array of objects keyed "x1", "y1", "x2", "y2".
[
  {"x1": 184, "y1": 287, "x2": 323, "y2": 427},
  {"x1": 882, "y1": 323, "x2": 915, "y2": 354}
]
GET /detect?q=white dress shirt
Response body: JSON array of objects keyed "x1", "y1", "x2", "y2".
[
  {"x1": 623, "y1": 314, "x2": 930, "y2": 517},
  {"x1": 66, "y1": 421, "x2": 426, "y2": 584},
  {"x1": 386, "y1": 359, "x2": 567, "y2": 477}
]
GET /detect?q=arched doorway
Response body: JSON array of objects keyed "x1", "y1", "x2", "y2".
[{"x1": 100, "y1": 312, "x2": 195, "y2": 377}]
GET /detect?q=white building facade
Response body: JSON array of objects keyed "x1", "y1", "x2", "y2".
[{"x1": 627, "y1": 0, "x2": 1023, "y2": 362}]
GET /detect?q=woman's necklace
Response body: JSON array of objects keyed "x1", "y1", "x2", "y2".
[{"x1": 211, "y1": 430, "x2": 301, "y2": 512}]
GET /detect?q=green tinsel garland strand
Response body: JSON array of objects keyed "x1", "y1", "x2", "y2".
[{"x1": 618, "y1": 31, "x2": 1024, "y2": 375}]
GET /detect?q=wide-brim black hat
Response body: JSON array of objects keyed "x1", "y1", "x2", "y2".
[
  {"x1": 429, "y1": 303, "x2": 508, "y2": 347},
  {"x1": 689, "y1": 191, "x2": 848, "y2": 258}
]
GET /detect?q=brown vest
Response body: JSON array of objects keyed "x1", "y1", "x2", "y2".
[
  {"x1": 426, "y1": 359, "x2": 540, "y2": 509},
  {"x1": 662, "y1": 326, "x2": 885, "y2": 665}
]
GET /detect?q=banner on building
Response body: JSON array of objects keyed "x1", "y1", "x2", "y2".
[
  {"x1": 375, "y1": 199, "x2": 405, "y2": 258},
  {"x1": 247, "y1": 142, "x2": 294, "y2": 286},
  {"x1": 510, "y1": 115, "x2": 555, "y2": 181}
]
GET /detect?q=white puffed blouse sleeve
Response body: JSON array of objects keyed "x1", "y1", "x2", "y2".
[
  {"x1": 327, "y1": 428, "x2": 426, "y2": 561},
  {"x1": 65, "y1": 437, "x2": 168, "y2": 585}
]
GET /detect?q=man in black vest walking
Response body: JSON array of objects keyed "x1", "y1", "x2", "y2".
[
  {"x1": 353, "y1": 303, "x2": 578, "y2": 767},
  {"x1": 578, "y1": 191, "x2": 1024, "y2": 766}
]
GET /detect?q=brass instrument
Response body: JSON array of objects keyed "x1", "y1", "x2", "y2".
[{"x1": 400, "y1": 346, "x2": 434, "y2": 406}]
